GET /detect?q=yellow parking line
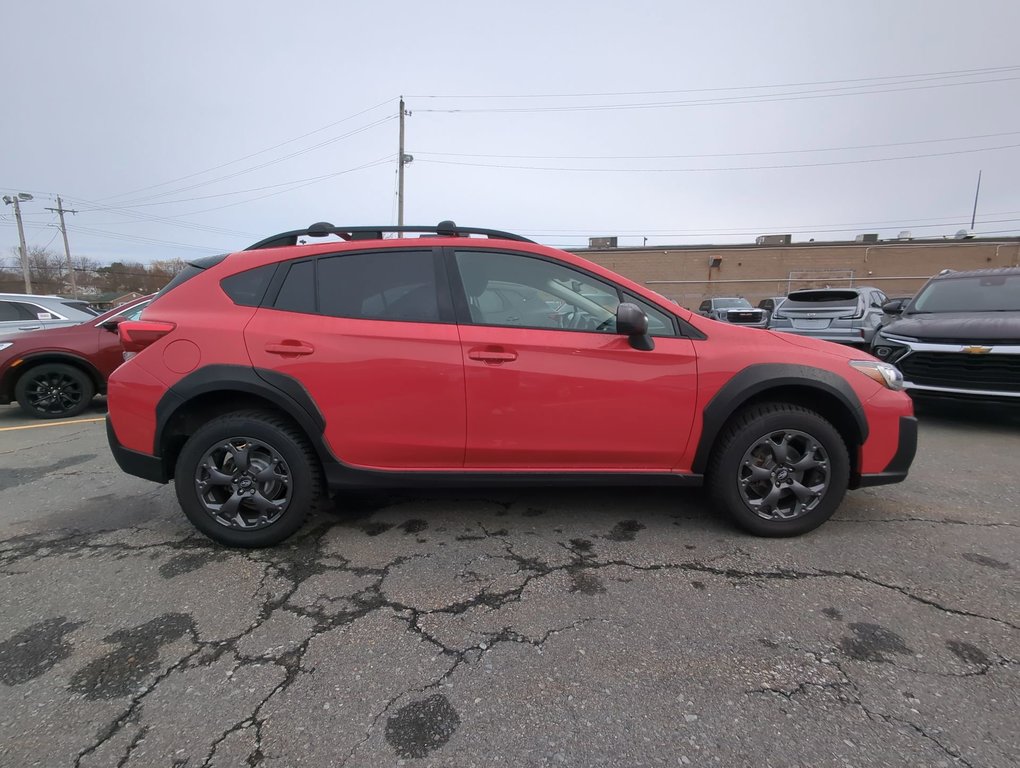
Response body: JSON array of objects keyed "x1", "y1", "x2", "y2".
[{"x1": 0, "y1": 417, "x2": 106, "y2": 432}]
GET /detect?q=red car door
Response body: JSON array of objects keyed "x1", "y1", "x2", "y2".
[
  {"x1": 244, "y1": 249, "x2": 466, "y2": 469},
  {"x1": 452, "y1": 249, "x2": 698, "y2": 471}
]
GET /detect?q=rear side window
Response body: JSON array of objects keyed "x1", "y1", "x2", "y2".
[
  {"x1": 317, "y1": 250, "x2": 439, "y2": 322},
  {"x1": 221, "y1": 263, "x2": 277, "y2": 307},
  {"x1": 61, "y1": 301, "x2": 98, "y2": 317},
  {"x1": 274, "y1": 261, "x2": 316, "y2": 314}
]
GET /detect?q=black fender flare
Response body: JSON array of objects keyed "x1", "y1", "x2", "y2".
[
  {"x1": 691, "y1": 363, "x2": 868, "y2": 474},
  {"x1": 154, "y1": 365, "x2": 327, "y2": 457}
]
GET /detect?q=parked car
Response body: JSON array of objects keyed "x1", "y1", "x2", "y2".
[
  {"x1": 0, "y1": 293, "x2": 98, "y2": 333},
  {"x1": 757, "y1": 296, "x2": 787, "y2": 322},
  {"x1": 697, "y1": 297, "x2": 768, "y2": 328},
  {"x1": 0, "y1": 296, "x2": 151, "y2": 418},
  {"x1": 872, "y1": 267, "x2": 1020, "y2": 401},
  {"x1": 106, "y1": 221, "x2": 915, "y2": 547},
  {"x1": 768, "y1": 286, "x2": 888, "y2": 346}
]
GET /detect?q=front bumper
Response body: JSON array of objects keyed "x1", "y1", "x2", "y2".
[
  {"x1": 872, "y1": 337, "x2": 1020, "y2": 400},
  {"x1": 852, "y1": 415, "x2": 917, "y2": 488},
  {"x1": 106, "y1": 416, "x2": 168, "y2": 483}
]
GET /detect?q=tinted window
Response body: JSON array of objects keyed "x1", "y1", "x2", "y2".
[
  {"x1": 455, "y1": 250, "x2": 620, "y2": 333},
  {"x1": 912, "y1": 274, "x2": 1020, "y2": 313},
  {"x1": 317, "y1": 250, "x2": 439, "y2": 322},
  {"x1": 275, "y1": 261, "x2": 316, "y2": 313},
  {"x1": 10, "y1": 302, "x2": 45, "y2": 320},
  {"x1": 62, "y1": 301, "x2": 98, "y2": 317},
  {"x1": 0, "y1": 302, "x2": 20, "y2": 321},
  {"x1": 221, "y1": 263, "x2": 277, "y2": 307}
]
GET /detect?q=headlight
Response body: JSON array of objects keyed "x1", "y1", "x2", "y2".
[
  {"x1": 0, "y1": 342, "x2": 13, "y2": 352},
  {"x1": 849, "y1": 360, "x2": 904, "y2": 390}
]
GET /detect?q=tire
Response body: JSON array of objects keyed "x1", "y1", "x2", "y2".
[
  {"x1": 174, "y1": 410, "x2": 324, "y2": 548},
  {"x1": 15, "y1": 363, "x2": 95, "y2": 419},
  {"x1": 707, "y1": 402, "x2": 850, "y2": 537}
]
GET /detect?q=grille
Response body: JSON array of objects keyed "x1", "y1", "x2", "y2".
[
  {"x1": 727, "y1": 311, "x2": 765, "y2": 324},
  {"x1": 899, "y1": 352, "x2": 1020, "y2": 392}
]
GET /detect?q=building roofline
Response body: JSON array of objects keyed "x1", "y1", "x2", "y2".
[{"x1": 569, "y1": 235, "x2": 1020, "y2": 254}]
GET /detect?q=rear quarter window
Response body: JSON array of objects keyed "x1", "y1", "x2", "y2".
[{"x1": 221, "y1": 263, "x2": 278, "y2": 307}]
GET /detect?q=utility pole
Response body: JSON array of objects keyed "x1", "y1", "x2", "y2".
[
  {"x1": 45, "y1": 196, "x2": 79, "y2": 298},
  {"x1": 397, "y1": 97, "x2": 413, "y2": 226},
  {"x1": 2, "y1": 193, "x2": 33, "y2": 293},
  {"x1": 970, "y1": 170, "x2": 982, "y2": 231}
]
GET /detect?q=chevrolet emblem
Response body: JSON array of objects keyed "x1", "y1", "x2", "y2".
[{"x1": 961, "y1": 345, "x2": 992, "y2": 354}]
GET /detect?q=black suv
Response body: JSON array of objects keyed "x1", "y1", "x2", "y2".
[{"x1": 872, "y1": 267, "x2": 1020, "y2": 401}]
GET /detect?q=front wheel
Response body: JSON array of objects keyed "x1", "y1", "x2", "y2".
[
  {"x1": 174, "y1": 410, "x2": 324, "y2": 547},
  {"x1": 707, "y1": 403, "x2": 850, "y2": 537}
]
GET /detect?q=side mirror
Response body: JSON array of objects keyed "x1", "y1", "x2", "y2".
[
  {"x1": 100, "y1": 317, "x2": 123, "y2": 333},
  {"x1": 616, "y1": 302, "x2": 654, "y2": 351},
  {"x1": 881, "y1": 299, "x2": 906, "y2": 315}
]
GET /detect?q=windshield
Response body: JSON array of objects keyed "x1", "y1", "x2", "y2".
[
  {"x1": 715, "y1": 298, "x2": 751, "y2": 309},
  {"x1": 910, "y1": 274, "x2": 1020, "y2": 313}
]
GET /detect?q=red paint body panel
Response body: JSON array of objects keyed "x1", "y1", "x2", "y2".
[
  {"x1": 244, "y1": 309, "x2": 466, "y2": 468},
  {"x1": 458, "y1": 325, "x2": 697, "y2": 469}
]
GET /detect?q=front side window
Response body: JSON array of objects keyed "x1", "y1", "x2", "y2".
[
  {"x1": 317, "y1": 250, "x2": 440, "y2": 323},
  {"x1": 455, "y1": 250, "x2": 620, "y2": 333},
  {"x1": 0, "y1": 302, "x2": 21, "y2": 322}
]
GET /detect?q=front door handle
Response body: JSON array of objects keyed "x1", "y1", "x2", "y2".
[
  {"x1": 468, "y1": 347, "x2": 518, "y2": 364},
  {"x1": 18, "y1": 325, "x2": 42, "y2": 331},
  {"x1": 265, "y1": 341, "x2": 315, "y2": 356}
]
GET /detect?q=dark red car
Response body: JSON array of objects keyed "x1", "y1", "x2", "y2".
[
  {"x1": 0, "y1": 296, "x2": 151, "y2": 418},
  {"x1": 107, "y1": 222, "x2": 916, "y2": 547}
]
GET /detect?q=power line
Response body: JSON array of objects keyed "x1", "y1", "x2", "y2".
[
  {"x1": 407, "y1": 65, "x2": 1020, "y2": 99},
  {"x1": 417, "y1": 142, "x2": 1020, "y2": 173},
  {"x1": 98, "y1": 97, "x2": 397, "y2": 201},
  {"x1": 106, "y1": 116, "x2": 395, "y2": 206},
  {"x1": 415, "y1": 130, "x2": 1020, "y2": 161},
  {"x1": 415, "y1": 74, "x2": 1020, "y2": 114}
]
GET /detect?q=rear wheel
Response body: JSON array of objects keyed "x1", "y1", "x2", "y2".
[
  {"x1": 15, "y1": 363, "x2": 95, "y2": 419},
  {"x1": 707, "y1": 403, "x2": 849, "y2": 537},
  {"x1": 174, "y1": 410, "x2": 324, "y2": 547}
]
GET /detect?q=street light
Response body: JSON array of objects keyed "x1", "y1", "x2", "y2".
[{"x1": 3, "y1": 192, "x2": 35, "y2": 293}]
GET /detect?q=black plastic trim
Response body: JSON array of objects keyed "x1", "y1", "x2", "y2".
[
  {"x1": 853, "y1": 415, "x2": 917, "y2": 488},
  {"x1": 154, "y1": 365, "x2": 327, "y2": 456},
  {"x1": 322, "y1": 462, "x2": 703, "y2": 490},
  {"x1": 246, "y1": 222, "x2": 535, "y2": 250},
  {"x1": 691, "y1": 363, "x2": 868, "y2": 474},
  {"x1": 107, "y1": 416, "x2": 169, "y2": 483}
]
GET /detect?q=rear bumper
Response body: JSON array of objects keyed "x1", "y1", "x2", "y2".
[
  {"x1": 106, "y1": 416, "x2": 168, "y2": 483},
  {"x1": 852, "y1": 415, "x2": 917, "y2": 488}
]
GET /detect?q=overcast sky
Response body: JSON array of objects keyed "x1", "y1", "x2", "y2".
[{"x1": 3, "y1": 0, "x2": 1020, "y2": 266}]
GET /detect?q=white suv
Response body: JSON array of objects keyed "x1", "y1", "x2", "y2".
[{"x1": 0, "y1": 293, "x2": 97, "y2": 333}]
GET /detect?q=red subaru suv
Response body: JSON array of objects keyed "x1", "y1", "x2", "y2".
[{"x1": 106, "y1": 222, "x2": 916, "y2": 547}]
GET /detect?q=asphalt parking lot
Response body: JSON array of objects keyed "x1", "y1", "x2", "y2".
[{"x1": 0, "y1": 400, "x2": 1017, "y2": 768}]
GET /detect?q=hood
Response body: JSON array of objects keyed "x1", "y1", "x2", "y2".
[{"x1": 883, "y1": 311, "x2": 1020, "y2": 342}]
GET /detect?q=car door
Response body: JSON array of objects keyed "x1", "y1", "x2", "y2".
[
  {"x1": 450, "y1": 248, "x2": 698, "y2": 471},
  {"x1": 244, "y1": 248, "x2": 466, "y2": 469}
]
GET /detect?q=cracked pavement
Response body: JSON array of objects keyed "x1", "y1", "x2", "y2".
[{"x1": 0, "y1": 400, "x2": 1017, "y2": 767}]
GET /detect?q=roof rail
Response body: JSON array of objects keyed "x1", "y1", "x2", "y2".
[{"x1": 244, "y1": 220, "x2": 535, "y2": 250}]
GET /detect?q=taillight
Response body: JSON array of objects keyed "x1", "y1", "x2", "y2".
[{"x1": 118, "y1": 320, "x2": 176, "y2": 352}]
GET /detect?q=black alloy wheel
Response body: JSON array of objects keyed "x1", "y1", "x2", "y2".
[
  {"x1": 708, "y1": 403, "x2": 850, "y2": 537},
  {"x1": 15, "y1": 363, "x2": 95, "y2": 419},
  {"x1": 175, "y1": 411, "x2": 324, "y2": 547}
]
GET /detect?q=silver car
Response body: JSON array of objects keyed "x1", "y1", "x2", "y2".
[
  {"x1": 768, "y1": 286, "x2": 888, "y2": 346},
  {"x1": 697, "y1": 297, "x2": 769, "y2": 328},
  {"x1": 0, "y1": 293, "x2": 98, "y2": 333}
]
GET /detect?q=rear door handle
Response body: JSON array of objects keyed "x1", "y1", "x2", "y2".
[
  {"x1": 265, "y1": 341, "x2": 315, "y2": 356},
  {"x1": 468, "y1": 347, "x2": 518, "y2": 364}
]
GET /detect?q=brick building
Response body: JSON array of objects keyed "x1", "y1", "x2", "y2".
[{"x1": 573, "y1": 236, "x2": 1020, "y2": 310}]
